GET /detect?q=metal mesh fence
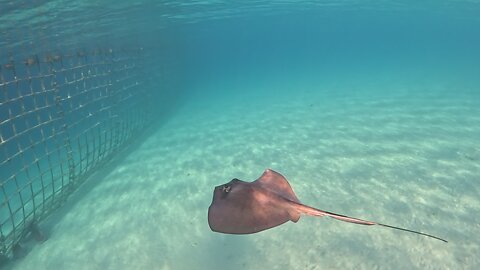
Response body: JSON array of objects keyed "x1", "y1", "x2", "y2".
[{"x1": 0, "y1": 46, "x2": 149, "y2": 258}]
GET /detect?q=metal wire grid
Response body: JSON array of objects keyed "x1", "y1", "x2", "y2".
[{"x1": 0, "y1": 47, "x2": 148, "y2": 258}]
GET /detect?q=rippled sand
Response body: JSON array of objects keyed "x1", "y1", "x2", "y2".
[{"x1": 9, "y1": 81, "x2": 480, "y2": 269}]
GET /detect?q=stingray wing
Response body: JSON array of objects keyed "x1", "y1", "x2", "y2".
[{"x1": 254, "y1": 169, "x2": 300, "y2": 203}]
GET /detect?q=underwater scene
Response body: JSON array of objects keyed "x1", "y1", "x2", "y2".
[{"x1": 1, "y1": 1, "x2": 479, "y2": 269}]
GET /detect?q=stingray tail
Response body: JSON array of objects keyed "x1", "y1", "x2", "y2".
[
  {"x1": 376, "y1": 223, "x2": 448, "y2": 243},
  {"x1": 293, "y1": 202, "x2": 447, "y2": 243},
  {"x1": 294, "y1": 202, "x2": 376, "y2": 225}
]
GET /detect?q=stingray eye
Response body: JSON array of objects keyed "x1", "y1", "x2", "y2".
[{"x1": 222, "y1": 184, "x2": 231, "y2": 193}]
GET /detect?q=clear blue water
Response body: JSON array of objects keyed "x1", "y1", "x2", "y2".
[{"x1": 1, "y1": 1, "x2": 480, "y2": 269}]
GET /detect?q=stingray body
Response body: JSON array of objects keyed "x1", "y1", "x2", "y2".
[{"x1": 208, "y1": 169, "x2": 447, "y2": 242}]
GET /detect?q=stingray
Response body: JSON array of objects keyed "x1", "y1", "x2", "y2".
[{"x1": 208, "y1": 169, "x2": 447, "y2": 242}]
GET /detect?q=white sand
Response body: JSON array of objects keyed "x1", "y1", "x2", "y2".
[{"x1": 8, "y1": 79, "x2": 480, "y2": 269}]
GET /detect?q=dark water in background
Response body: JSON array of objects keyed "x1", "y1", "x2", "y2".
[
  {"x1": 2, "y1": 1, "x2": 480, "y2": 269},
  {"x1": 164, "y1": 5, "x2": 480, "y2": 96},
  {"x1": 2, "y1": 1, "x2": 479, "y2": 100},
  {"x1": 179, "y1": 10, "x2": 480, "y2": 89}
]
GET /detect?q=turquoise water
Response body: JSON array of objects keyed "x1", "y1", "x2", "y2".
[{"x1": 2, "y1": 1, "x2": 480, "y2": 269}]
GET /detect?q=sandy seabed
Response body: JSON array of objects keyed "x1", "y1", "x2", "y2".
[{"x1": 9, "y1": 81, "x2": 480, "y2": 270}]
